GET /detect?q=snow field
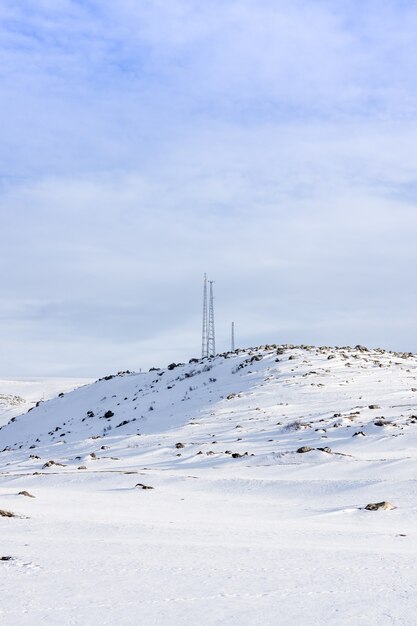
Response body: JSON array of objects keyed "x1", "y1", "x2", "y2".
[{"x1": 1, "y1": 345, "x2": 417, "y2": 624}]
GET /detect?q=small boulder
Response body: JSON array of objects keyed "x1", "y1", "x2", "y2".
[
  {"x1": 364, "y1": 501, "x2": 396, "y2": 511},
  {"x1": 296, "y1": 446, "x2": 315, "y2": 454},
  {"x1": 18, "y1": 491, "x2": 35, "y2": 498},
  {"x1": 42, "y1": 460, "x2": 66, "y2": 469},
  {"x1": 374, "y1": 420, "x2": 391, "y2": 427}
]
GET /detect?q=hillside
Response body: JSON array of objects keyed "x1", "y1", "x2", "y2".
[
  {"x1": 1, "y1": 345, "x2": 417, "y2": 625},
  {"x1": 0, "y1": 378, "x2": 92, "y2": 427}
]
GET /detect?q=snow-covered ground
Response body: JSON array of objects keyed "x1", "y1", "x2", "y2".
[
  {"x1": 1, "y1": 345, "x2": 417, "y2": 625},
  {"x1": 0, "y1": 378, "x2": 92, "y2": 426}
]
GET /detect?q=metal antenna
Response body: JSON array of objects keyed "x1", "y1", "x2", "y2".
[
  {"x1": 202, "y1": 273, "x2": 208, "y2": 358},
  {"x1": 231, "y1": 321, "x2": 235, "y2": 352},
  {"x1": 208, "y1": 280, "x2": 216, "y2": 357}
]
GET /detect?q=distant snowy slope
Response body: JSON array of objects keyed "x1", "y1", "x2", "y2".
[
  {"x1": 2, "y1": 344, "x2": 417, "y2": 474},
  {"x1": 0, "y1": 378, "x2": 93, "y2": 427}
]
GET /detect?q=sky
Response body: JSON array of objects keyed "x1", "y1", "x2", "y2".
[{"x1": 1, "y1": 0, "x2": 417, "y2": 376}]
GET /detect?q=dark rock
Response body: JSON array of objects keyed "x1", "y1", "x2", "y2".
[
  {"x1": 42, "y1": 460, "x2": 66, "y2": 468},
  {"x1": 175, "y1": 442, "x2": 185, "y2": 449},
  {"x1": 364, "y1": 501, "x2": 396, "y2": 511},
  {"x1": 18, "y1": 491, "x2": 35, "y2": 498},
  {"x1": 355, "y1": 345, "x2": 369, "y2": 352},
  {"x1": 135, "y1": 483, "x2": 154, "y2": 490}
]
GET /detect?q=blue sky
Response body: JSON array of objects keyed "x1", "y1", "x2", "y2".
[{"x1": 1, "y1": 0, "x2": 417, "y2": 376}]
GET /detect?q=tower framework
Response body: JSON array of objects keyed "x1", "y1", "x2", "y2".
[
  {"x1": 201, "y1": 274, "x2": 216, "y2": 358},
  {"x1": 201, "y1": 273, "x2": 208, "y2": 358},
  {"x1": 207, "y1": 281, "x2": 216, "y2": 357}
]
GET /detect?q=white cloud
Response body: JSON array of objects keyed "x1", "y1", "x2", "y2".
[{"x1": 1, "y1": 0, "x2": 417, "y2": 374}]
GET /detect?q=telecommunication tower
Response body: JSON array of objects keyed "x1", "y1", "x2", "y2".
[
  {"x1": 208, "y1": 281, "x2": 216, "y2": 357},
  {"x1": 202, "y1": 273, "x2": 208, "y2": 358},
  {"x1": 231, "y1": 321, "x2": 235, "y2": 352},
  {"x1": 201, "y1": 274, "x2": 216, "y2": 358}
]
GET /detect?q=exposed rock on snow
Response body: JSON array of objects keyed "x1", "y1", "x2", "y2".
[
  {"x1": 364, "y1": 501, "x2": 396, "y2": 511},
  {"x1": 296, "y1": 446, "x2": 315, "y2": 453},
  {"x1": 0, "y1": 509, "x2": 17, "y2": 517},
  {"x1": 18, "y1": 491, "x2": 35, "y2": 498}
]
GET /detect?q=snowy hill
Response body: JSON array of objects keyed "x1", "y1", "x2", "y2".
[
  {"x1": 0, "y1": 377, "x2": 93, "y2": 427},
  {"x1": 1, "y1": 345, "x2": 417, "y2": 625}
]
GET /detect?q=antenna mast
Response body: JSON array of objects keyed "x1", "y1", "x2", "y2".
[
  {"x1": 208, "y1": 280, "x2": 216, "y2": 357},
  {"x1": 202, "y1": 273, "x2": 208, "y2": 358},
  {"x1": 231, "y1": 321, "x2": 235, "y2": 352}
]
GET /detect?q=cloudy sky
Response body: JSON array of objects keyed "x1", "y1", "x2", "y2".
[{"x1": 1, "y1": 0, "x2": 417, "y2": 376}]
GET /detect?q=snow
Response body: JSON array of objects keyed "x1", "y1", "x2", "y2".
[
  {"x1": 1, "y1": 345, "x2": 417, "y2": 624},
  {"x1": 0, "y1": 378, "x2": 93, "y2": 426}
]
